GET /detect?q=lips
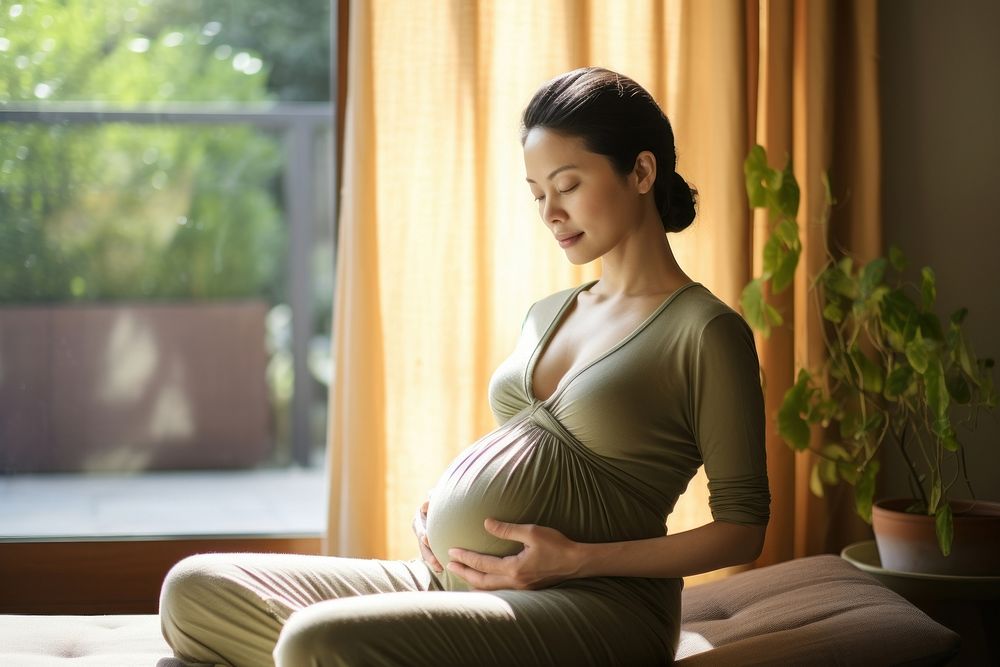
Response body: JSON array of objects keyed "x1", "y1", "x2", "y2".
[{"x1": 556, "y1": 232, "x2": 584, "y2": 248}]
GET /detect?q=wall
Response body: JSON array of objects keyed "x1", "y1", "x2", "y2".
[{"x1": 879, "y1": 0, "x2": 1000, "y2": 502}]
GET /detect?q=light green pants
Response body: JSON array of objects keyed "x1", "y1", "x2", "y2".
[{"x1": 158, "y1": 552, "x2": 680, "y2": 666}]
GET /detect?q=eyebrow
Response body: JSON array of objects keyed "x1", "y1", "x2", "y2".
[{"x1": 525, "y1": 164, "x2": 578, "y2": 184}]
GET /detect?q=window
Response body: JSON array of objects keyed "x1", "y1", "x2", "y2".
[{"x1": 0, "y1": 0, "x2": 335, "y2": 539}]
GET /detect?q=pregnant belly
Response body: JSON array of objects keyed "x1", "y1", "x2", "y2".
[{"x1": 424, "y1": 417, "x2": 663, "y2": 589}]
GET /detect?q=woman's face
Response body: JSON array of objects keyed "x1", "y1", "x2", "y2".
[{"x1": 522, "y1": 127, "x2": 647, "y2": 265}]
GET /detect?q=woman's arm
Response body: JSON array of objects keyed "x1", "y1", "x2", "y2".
[
  {"x1": 446, "y1": 518, "x2": 765, "y2": 590},
  {"x1": 574, "y1": 519, "x2": 765, "y2": 579}
]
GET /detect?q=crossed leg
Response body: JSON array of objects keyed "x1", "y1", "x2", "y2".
[{"x1": 159, "y1": 552, "x2": 678, "y2": 667}]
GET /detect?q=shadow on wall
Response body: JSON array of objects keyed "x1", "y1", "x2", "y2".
[{"x1": 878, "y1": 0, "x2": 1000, "y2": 501}]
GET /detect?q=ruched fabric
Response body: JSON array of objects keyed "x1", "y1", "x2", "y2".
[{"x1": 428, "y1": 281, "x2": 769, "y2": 587}]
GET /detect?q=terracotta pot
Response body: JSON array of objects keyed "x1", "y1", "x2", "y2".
[{"x1": 872, "y1": 497, "x2": 1000, "y2": 576}]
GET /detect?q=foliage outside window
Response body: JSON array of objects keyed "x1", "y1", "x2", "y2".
[
  {"x1": 1, "y1": 0, "x2": 330, "y2": 304},
  {"x1": 1, "y1": 0, "x2": 333, "y2": 472}
]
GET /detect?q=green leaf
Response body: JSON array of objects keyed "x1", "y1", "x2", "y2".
[
  {"x1": 821, "y1": 443, "x2": 851, "y2": 461},
  {"x1": 950, "y1": 307, "x2": 968, "y2": 326},
  {"x1": 884, "y1": 366, "x2": 914, "y2": 401},
  {"x1": 933, "y1": 415, "x2": 959, "y2": 452},
  {"x1": 921, "y1": 267, "x2": 937, "y2": 309},
  {"x1": 889, "y1": 245, "x2": 907, "y2": 272},
  {"x1": 761, "y1": 234, "x2": 778, "y2": 280},
  {"x1": 905, "y1": 329, "x2": 932, "y2": 374},
  {"x1": 765, "y1": 302, "x2": 784, "y2": 329},
  {"x1": 741, "y1": 278, "x2": 769, "y2": 334},
  {"x1": 757, "y1": 218, "x2": 801, "y2": 294},
  {"x1": 819, "y1": 457, "x2": 839, "y2": 486},
  {"x1": 744, "y1": 145, "x2": 769, "y2": 208},
  {"x1": 775, "y1": 158, "x2": 800, "y2": 219},
  {"x1": 838, "y1": 460, "x2": 860, "y2": 485},
  {"x1": 855, "y1": 460, "x2": 879, "y2": 524},
  {"x1": 823, "y1": 299, "x2": 844, "y2": 323},
  {"x1": 817, "y1": 443, "x2": 851, "y2": 486},
  {"x1": 917, "y1": 313, "x2": 945, "y2": 343},
  {"x1": 958, "y1": 334, "x2": 979, "y2": 384},
  {"x1": 925, "y1": 359, "x2": 950, "y2": 419},
  {"x1": 824, "y1": 264, "x2": 859, "y2": 300},
  {"x1": 928, "y1": 473, "x2": 941, "y2": 514},
  {"x1": 779, "y1": 370, "x2": 813, "y2": 450},
  {"x1": 868, "y1": 285, "x2": 891, "y2": 308},
  {"x1": 880, "y1": 289, "x2": 918, "y2": 349},
  {"x1": 772, "y1": 245, "x2": 800, "y2": 293},
  {"x1": 946, "y1": 322, "x2": 960, "y2": 351},
  {"x1": 765, "y1": 164, "x2": 784, "y2": 191},
  {"x1": 851, "y1": 348, "x2": 884, "y2": 394},
  {"x1": 859, "y1": 258, "x2": 888, "y2": 298},
  {"x1": 810, "y1": 461, "x2": 825, "y2": 497},
  {"x1": 935, "y1": 503, "x2": 953, "y2": 557},
  {"x1": 946, "y1": 368, "x2": 972, "y2": 404},
  {"x1": 982, "y1": 366, "x2": 999, "y2": 409},
  {"x1": 774, "y1": 217, "x2": 799, "y2": 246},
  {"x1": 839, "y1": 410, "x2": 864, "y2": 442}
]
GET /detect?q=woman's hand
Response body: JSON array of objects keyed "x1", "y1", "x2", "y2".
[
  {"x1": 446, "y1": 518, "x2": 583, "y2": 591},
  {"x1": 412, "y1": 495, "x2": 443, "y2": 573}
]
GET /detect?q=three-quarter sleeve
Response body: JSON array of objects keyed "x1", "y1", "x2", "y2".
[{"x1": 690, "y1": 311, "x2": 770, "y2": 525}]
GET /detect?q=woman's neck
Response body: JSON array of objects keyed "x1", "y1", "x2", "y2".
[{"x1": 592, "y1": 215, "x2": 691, "y2": 298}]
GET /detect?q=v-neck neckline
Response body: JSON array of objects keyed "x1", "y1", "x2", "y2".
[{"x1": 525, "y1": 279, "x2": 701, "y2": 404}]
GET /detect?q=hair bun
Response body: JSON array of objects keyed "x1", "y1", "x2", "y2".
[{"x1": 661, "y1": 171, "x2": 697, "y2": 233}]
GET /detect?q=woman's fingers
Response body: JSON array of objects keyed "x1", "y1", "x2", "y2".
[
  {"x1": 419, "y1": 535, "x2": 443, "y2": 572},
  {"x1": 412, "y1": 500, "x2": 441, "y2": 572}
]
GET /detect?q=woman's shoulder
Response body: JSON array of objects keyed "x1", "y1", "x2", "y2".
[
  {"x1": 649, "y1": 283, "x2": 755, "y2": 354},
  {"x1": 674, "y1": 283, "x2": 746, "y2": 325}
]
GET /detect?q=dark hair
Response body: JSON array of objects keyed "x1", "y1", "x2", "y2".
[{"x1": 521, "y1": 67, "x2": 697, "y2": 233}]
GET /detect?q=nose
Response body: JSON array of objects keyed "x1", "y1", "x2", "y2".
[{"x1": 540, "y1": 197, "x2": 565, "y2": 226}]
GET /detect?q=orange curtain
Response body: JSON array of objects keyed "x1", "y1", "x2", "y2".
[
  {"x1": 327, "y1": 0, "x2": 881, "y2": 576},
  {"x1": 750, "y1": 0, "x2": 882, "y2": 566}
]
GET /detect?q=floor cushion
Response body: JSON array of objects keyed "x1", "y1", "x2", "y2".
[
  {"x1": 675, "y1": 554, "x2": 960, "y2": 665},
  {"x1": 0, "y1": 554, "x2": 959, "y2": 665}
]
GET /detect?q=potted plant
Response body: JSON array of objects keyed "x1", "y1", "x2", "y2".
[{"x1": 740, "y1": 145, "x2": 999, "y2": 575}]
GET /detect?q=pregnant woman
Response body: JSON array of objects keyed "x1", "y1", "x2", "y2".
[{"x1": 159, "y1": 66, "x2": 770, "y2": 666}]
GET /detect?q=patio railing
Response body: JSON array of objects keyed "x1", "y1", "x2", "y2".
[{"x1": 0, "y1": 102, "x2": 337, "y2": 467}]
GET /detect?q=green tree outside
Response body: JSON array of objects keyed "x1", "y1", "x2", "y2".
[{"x1": 0, "y1": 0, "x2": 329, "y2": 303}]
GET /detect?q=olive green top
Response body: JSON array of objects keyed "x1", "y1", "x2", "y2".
[{"x1": 426, "y1": 280, "x2": 769, "y2": 592}]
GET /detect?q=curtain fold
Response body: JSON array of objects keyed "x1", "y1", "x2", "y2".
[
  {"x1": 326, "y1": 0, "x2": 881, "y2": 575},
  {"x1": 752, "y1": 0, "x2": 881, "y2": 566},
  {"x1": 325, "y1": 0, "x2": 386, "y2": 558}
]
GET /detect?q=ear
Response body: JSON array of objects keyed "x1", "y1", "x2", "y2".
[{"x1": 632, "y1": 151, "x2": 657, "y2": 195}]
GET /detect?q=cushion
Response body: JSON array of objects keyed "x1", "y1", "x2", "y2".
[
  {"x1": 675, "y1": 554, "x2": 960, "y2": 665},
  {"x1": 0, "y1": 554, "x2": 959, "y2": 665},
  {"x1": 0, "y1": 613, "x2": 171, "y2": 666}
]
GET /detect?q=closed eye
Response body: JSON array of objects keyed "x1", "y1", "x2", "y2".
[{"x1": 533, "y1": 183, "x2": 578, "y2": 202}]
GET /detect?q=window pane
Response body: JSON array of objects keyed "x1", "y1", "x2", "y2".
[{"x1": 0, "y1": 0, "x2": 333, "y2": 537}]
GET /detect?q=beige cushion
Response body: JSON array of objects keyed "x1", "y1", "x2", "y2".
[
  {"x1": 0, "y1": 613, "x2": 171, "y2": 666},
  {"x1": 676, "y1": 554, "x2": 960, "y2": 665},
  {"x1": 0, "y1": 555, "x2": 959, "y2": 665}
]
